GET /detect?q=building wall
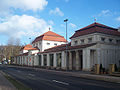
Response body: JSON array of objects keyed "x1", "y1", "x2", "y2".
[
  {"x1": 88, "y1": 43, "x2": 120, "y2": 69},
  {"x1": 28, "y1": 50, "x2": 39, "y2": 54},
  {"x1": 19, "y1": 50, "x2": 28, "y2": 54},
  {"x1": 15, "y1": 43, "x2": 120, "y2": 71},
  {"x1": 15, "y1": 30, "x2": 120, "y2": 71},
  {"x1": 71, "y1": 33, "x2": 120, "y2": 46},
  {"x1": 32, "y1": 40, "x2": 66, "y2": 52},
  {"x1": 32, "y1": 41, "x2": 42, "y2": 51},
  {"x1": 42, "y1": 40, "x2": 66, "y2": 51}
]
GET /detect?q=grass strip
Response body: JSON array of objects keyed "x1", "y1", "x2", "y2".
[{"x1": 4, "y1": 73, "x2": 31, "y2": 90}]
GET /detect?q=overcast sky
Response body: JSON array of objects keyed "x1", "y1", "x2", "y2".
[{"x1": 0, "y1": 0, "x2": 120, "y2": 45}]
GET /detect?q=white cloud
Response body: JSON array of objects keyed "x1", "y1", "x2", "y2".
[
  {"x1": 98, "y1": 10, "x2": 110, "y2": 16},
  {"x1": 69, "y1": 23, "x2": 76, "y2": 28},
  {"x1": 48, "y1": 20, "x2": 54, "y2": 25},
  {"x1": 49, "y1": 7, "x2": 64, "y2": 17},
  {"x1": 116, "y1": 16, "x2": 120, "y2": 21},
  {"x1": 0, "y1": 0, "x2": 48, "y2": 16},
  {"x1": 65, "y1": 0, "x2": 69, "y2": 2},
  {"x1": 0, "y1": 15, "x2": 51, "y2": 38},
  {"x1": 56, "y1": 0, "x2": 69, "y2": 2}
]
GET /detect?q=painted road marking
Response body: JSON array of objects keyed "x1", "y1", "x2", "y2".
[
  {"x1": 52, "y1": 80, "x2": 69, "y2": 85},
  {"x1": 28, "y1": 73, "x2": 35, "y2": 76}
]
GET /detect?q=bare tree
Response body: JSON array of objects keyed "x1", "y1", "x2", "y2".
[{"x1": 0, "y1": 37, "x2": 22, "y2": 61}]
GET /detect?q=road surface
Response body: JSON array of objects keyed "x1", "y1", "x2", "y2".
[{"x1": 0, "y1": 65, "x2": 120, "y2": 90}]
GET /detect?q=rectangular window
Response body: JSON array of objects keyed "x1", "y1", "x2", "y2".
[
  {"x1": 47, "y1": 43, "x2": 50, "y2": 45},
  {"x1": 116, "y1": 40, "x2": 120, "y2": 44},
  {"x1": 101, "y1": 37, "x2": 105, "y2": 42},
  {"x1": 81, "y1": 39, "x2": 84, "y2": 44},
  {"x1": 36, "y1": 43, "x2": 38, "y2": 46},
  {"x1": 88, "y1": 38, "x2": 92, "y2": 43},
  {"x1": 74, "y1": 41, "x2": 78, "y2": 45},
  {"x1": 54, "y1": 43, "x2": 57, "y2": 45},
  {"x1": 109, "y1": 39, "x2": 113, "y2": 43}
]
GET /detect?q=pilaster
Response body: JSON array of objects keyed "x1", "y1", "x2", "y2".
[
  {"x1": 83, "y1": 49, "x2": 91, "y2": 71},
  {"x1": 69, "y1": 51, "x2": 72, "y2": 70},
  {"x1": 53, "y1": 53, "x2": 57, "y2": 67},
  {"x1": 75, "y1": 50, "x2": 80, "y2": 70},
  {"x1": 61, "y1": 51, "x2": 67, "y2": 70},
  {"x1": 47, "y1": 54, "x2": 50, "y2": 67},
  {"x1": 41, "y1": 54, "x2": 44, "y2": 66}
]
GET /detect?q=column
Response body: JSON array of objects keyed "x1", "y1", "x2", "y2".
[
  {"x1": 31, "y1": 56, "x2": 34, "y2": 66},
  {"x1": 53, "y1": 53, "x2": 57, "y2": 68},
  {"x1": 75, "y1": 50, "x2": 80, "y2": 70},
  {"x1": 22, "y1": 56, "x2": 24, "y2": 65},
  {"x1": 14, "y1": 57, "x2": 16, "y2": 64},
  {"x1": 28, "y1": 56, "x2": 30, "y2": 66},
  {"x1": 83, "y1": 49, "x2": 91, "y2": 71},
  {"x1": 19, "y1": 56, "x2": 21, "y2": 65},
  {"x1": 47, "y1": 54, "x2": 50, "y2": 67},
  {"x1": 18, "y1": 57, "x2": 20, "y2": 65},
  {"x1": 97, "y1": 49, "x2": 101, "y2": 64},
  {"x1": 18, "y1": 57, "x2": 19, "y2": 64},
  {"x1": 34, "y1": 55, "x2": 39, "y2": 66},
  {"x1": 16, "y1": 57, "x2": 17, "y2": 64},
  {"x1": 20, "y1": 56, "x2": 22, "y2": 65},
  {"x1": 24, "y1": 56, "x2": 26, "y2": 65},
  {"x1": 69, "y1": 51, "x2": 72, "y2": 70},
  {"x1": 29, "y1": 56, "x2": 32, "y2": 66},
  {"x1": 41, "y1": 54, "x2": 44, "y2": 66},
  {"x1": 61, "y1": 51, "x2": 66, "y2": 70}
]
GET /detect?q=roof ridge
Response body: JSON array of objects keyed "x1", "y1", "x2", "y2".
[
  {"x1": 44, "y1": 34, "x2": 64, "y2": 37},
  {"x1": 76, "y1": 22, "x2": 117, "y2": 32},
  {"x1": 32, "y1": 31, "x2": 66, "y2": 43},
  {"x1": 70, "y1": 22, "x2": 119, "y2": 39}
]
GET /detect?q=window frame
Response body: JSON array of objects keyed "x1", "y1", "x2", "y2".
[
  {"x1": 74, "y1": 40, "x2": 78, "y2": 45},
  {"x1": 81, "y1": 39, "x2": 84, "y2": 44},
  {"x1": 47, "y1": 42, "x2": 50, "y2": 45},
  {"x1": 88, "y1": 38, "x2": 92, "y2": 43},
  {"x1": 101, "y1": 37, "x2": 105, "y2": 42}
]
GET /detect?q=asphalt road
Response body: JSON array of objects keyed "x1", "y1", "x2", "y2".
[{"x1": 0, "y1": 65, "x2": 120, "y2": 90}]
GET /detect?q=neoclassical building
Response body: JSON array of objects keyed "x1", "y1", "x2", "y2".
[
  {"x1": 14, "y1": 31, "x2": 67, "y2": 66},
  {"x1": 14, "y1": 22, "x2": 120, "y2": 71}
]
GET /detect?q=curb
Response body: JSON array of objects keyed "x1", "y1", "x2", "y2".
[{"x1": 0, "y1": 70, "x2": 17, "y2": 90}]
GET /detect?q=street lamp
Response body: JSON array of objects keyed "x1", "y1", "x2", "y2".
[
  {"x1": 64, "y1": 19, "x2": 68, "y2": 70},
  {"x1": 29, "y1": 38, "x2": 31, "y2": 44}
]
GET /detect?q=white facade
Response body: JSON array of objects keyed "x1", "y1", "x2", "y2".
[
  {"x1": 32, "y1": 40, "x2": 66, "y2": 52},
  {"x1": 28, "y1": 50, "x2": 39, "y2": 54},
  {"x1": 19, "y1": 50, "x2": 28, "y2": 54},
  {"x1": 14, "y1": 23, "x2": 120, "y2": 71},
  {"x1": 71, "y1": 33, "x2": 120, "y2": 46},
  {"x1": 70, "y1": 32, "x2": 120, "y2": 70}
]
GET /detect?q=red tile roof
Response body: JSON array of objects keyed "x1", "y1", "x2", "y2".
[
  {"x1": 70, "y1": 22, "x2": 120, "y2": 39},
  {"x1": 32, "y1": 31, "x2": 67, "y2": 43},
  {"x1": 38, "y1": 43, "x2": 96, "y2": 53},
  {"x1": 20, "y1": 44, "x2": 39, "y2": 51}
]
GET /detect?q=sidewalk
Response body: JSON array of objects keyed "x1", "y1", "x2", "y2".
[
  {"x1": 36, "y1": 68, "x2": 120, "y2": 83},
  {"x1": 0, "y1": 71, "x2": 16, "y2": 90},
  {"x1": 7, "y1": 65, "x2": 120, "y2": 83}
]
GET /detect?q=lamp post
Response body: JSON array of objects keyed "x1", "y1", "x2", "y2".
[
  {"x1": 64, "y1": 19, "x2": 68, "y2": 70},
  {"x1": 29, "y1": 38, "x2": 31, "y2": 44}
]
